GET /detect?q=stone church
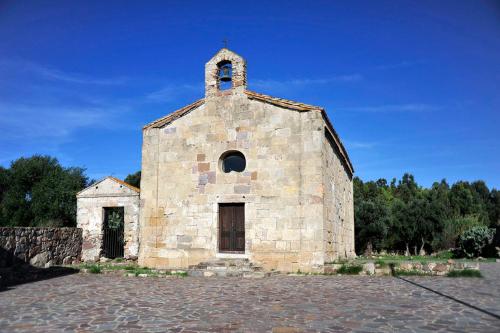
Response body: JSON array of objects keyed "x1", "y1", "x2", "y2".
[
  {"x1": 77, "y1": 48, "x2": 354, "y2": 272},
  {"x1": 137, "y1": 48, "x2": 355, "y2": 272}
]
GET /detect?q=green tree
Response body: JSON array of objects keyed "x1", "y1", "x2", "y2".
[
  {"x1": 449, "y1": 181, "x2": 488, "y2": 222},
  {"x1": 124, "y1": 171, "x2": 141, "y2": 188},
  {"x1": 488, "y1": 189, "x2": 500, "y2": 227},
  {"x1": 353, "y1": 173, "x2": 497, "y2": 256},
  {"x1": 355, "y1": 197, "x2": 390, "y2": 254},
  {"x1": 0, "y1": 166, "x2": 9, "y2": 226},
  {"x1": 432, "y1": 215, "x2": 482, "y2": 250},
  {"x1": 0, "y1": 155, "x2": 88, "y2": 227},
  {"x1": 354, "y1": 177, "x2": 394, "y2": 254}
]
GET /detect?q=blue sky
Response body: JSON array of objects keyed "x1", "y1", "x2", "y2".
[{"x1": 0, "y1": 0, "x2": 499, "y2": 187}]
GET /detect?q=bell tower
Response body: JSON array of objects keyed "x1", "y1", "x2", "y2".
[{"x1": 205, "y1": 48, "x2": 247, "y2": 98}]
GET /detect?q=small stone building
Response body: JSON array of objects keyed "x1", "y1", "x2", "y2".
[
  {"x1": 77, "y1": 176, "x2": 140, "y2": 261},
  {"x1": 138, "y1": 48, "x2": 355, "y2": 272}
]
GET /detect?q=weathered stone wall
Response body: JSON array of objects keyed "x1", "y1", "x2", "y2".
[
  {"x1": 138, "y1": 48, "x2": 354, "y2": 273},
  {"x1": 139, "y1": 97, "x2": 326, "y2": 272},
  {"x1": 205, "y1": 48, "x2": 246, "y2": 98},
  {"x1": 322, "y1": 129, "x2": 356, "y2": 263},
  {"x1": 77, "y1": 178, "x2": 140, "y2": 262},
  {"x1": 0, "y1": 227, "x2": 82, "y2": 268}
]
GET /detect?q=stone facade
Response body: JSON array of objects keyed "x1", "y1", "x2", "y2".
[
  {"x1": 0, "y1": 227, "x2": 82, "y2": 268},
  {"x1": 323, "y1": 129, "x2": 355, "y2": 262},
  {"x1": 77, "y1": 177, "x2": 140, "y2": 262},
  {"x1": 138, "y1": 48, "x2": 355, "y2": 273}
]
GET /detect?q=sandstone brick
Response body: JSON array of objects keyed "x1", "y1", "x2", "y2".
[
  {"x1": 198, "y1": 162, "x2": 210, "y2": 172},
  {"x1": 137, "y1": 48, "x2": 354, "y2": 273},
  {"x1": 77, "y1": 177, "x2": 140, "y2": 262}
]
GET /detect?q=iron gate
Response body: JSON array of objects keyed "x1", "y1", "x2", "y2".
[{"x1": 102, "y1": 207, "x2": 124, "y2": 258}]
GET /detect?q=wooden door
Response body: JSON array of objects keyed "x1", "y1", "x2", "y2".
[{"x1": 219, "y1": 203, "x2": 245, "y2": 253}]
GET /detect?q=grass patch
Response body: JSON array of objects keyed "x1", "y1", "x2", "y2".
[
  {"x1": 337, "y1": 264, "x2": 363, "y2": 275},
  {"x1": 128, "y1": 267, "x2": 188, "y2": 277},
  {"x1": 324, "y1": 259, "x2": 349, "y2": 265},
  {"x1": 434, "y1": 250, "x2": 454, "y2": 260},
  {"x1": 103, "y1": 264, "x2": 137, "y2": 271},
  {"x1": 355, "y1": 254, "x2": 495, "y2": 265},
  {"x1": 80, "y1": 264, "x2": 102, "y2": 274},
  {"x1": 374, "y1": 259, "x2": 388, "y2": 267},
  {"x1": 75, "y1": 262, "x2": 187, "y2": 278},
  {"x1": 131, "y1": 267, "x2": 156, "y2": 276},
  {"x1": 447, "y1": 269, "x2": 482, "y2": 278},
  {"x1": 123, "y1": 265, "x2": 138, "y2": 271}
]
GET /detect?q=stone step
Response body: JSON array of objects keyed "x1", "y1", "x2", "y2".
[
  {"x1": 187, "y1": 258, "x2": 267, "y2": 278},
  {"x1": 189, "y1": 258, "x2": 256, "y2": 270}
]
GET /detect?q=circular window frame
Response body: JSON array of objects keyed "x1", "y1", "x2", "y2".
[{"x1": 219, "y1": 150, "x2": 246, "y2": 173}]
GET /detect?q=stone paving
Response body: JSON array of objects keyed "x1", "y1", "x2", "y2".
[{"x1": 1, "y1": 264, "x2": 500, "y2": 332}]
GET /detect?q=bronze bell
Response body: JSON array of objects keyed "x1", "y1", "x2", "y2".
[{"x1": 219, "y1": 64, "x2": 232, "y2": 82}]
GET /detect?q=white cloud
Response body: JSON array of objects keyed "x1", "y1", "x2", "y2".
[
  {"x1": 0, "y1": 59, "x2": 127, "y2": 85},
  {"x1": 344, "y1": 140, "x2": 377, "y2": 149},
  {"x1": 0, "y1": 102, "x2": 129, "y2": 141},
  {"x1": 251, "y1": 73, "x2": 363, "y2": 91},
  {"x1": 374, "y1": 60, "x2": 425, "y2": 70},
  {"x1": 145, "y1": 83, "x2": 202, "y2": 102},
  {"x1": 337, "y1": 104, "x2": 441, "y2": 113}
]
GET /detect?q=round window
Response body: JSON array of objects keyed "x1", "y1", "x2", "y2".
[{"x1": 220, "y1": 151, "x2": 246, "y2": 173}]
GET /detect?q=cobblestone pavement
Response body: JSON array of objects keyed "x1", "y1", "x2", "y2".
[
  {"x1": 403, "y1": 263, "x2": 500, "y2": 318},
  {"x1": 1, "y1": 265, "x2": 500, "y2": 332}
]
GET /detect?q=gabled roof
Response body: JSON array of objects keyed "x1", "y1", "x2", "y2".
[
  {"x1": 76, "y1": 176, "x2": 140, "y2": 196},
  {"x1": 143, "y1": 99, "x2": 205, "y2": 129},
  {"x1": 244, "y1": 90, "x2": 324, "y2": 112},
  {"x1": 244, "y1": 90, "x2": 353, "y2": 175},
  {"x1": 141, "y1": 90, "x2": 354, "y2": 175},
  {"x1": 108, "y1": 176, "x2": 140, "y2": 193}
]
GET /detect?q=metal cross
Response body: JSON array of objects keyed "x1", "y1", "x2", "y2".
[{"x1": 223, "y1": 38, "x2": 229, "y2": 48}]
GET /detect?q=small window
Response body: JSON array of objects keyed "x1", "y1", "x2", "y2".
[{"x1": 220, "y1": 151, "x2": 246, "y2": 173}]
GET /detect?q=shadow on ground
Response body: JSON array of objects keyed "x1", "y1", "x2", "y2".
[{"x1": 0, "y1": 248, "x2": 79, "y2": 291}]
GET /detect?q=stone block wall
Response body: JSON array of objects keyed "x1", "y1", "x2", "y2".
[
  {"x1": 139, "y1": 92, "x2": 329, "y2": 272},
  {"x1": 205, "y1": 48, "x2": 246, "y2": 98},
  {"x1": 138, "y1": 48, "x2": 355, "y2": 273},
  {"x1": 0, "y1": 227, "x2": 82, "y2": 268},
  {"x1": 322, "y1": 128, "x2": 356, "y2": 263}
]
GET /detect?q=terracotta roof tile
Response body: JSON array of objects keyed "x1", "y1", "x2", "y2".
[
  {"x1": 109, "y1": 176, "x2": 140, "y2": 193},
  {"x1": 143, "y1": 99, "x2": 205, "y2": 129},
  {"x1": 76, "y1": 176, "x2": 140, "y2": 196},
  {"x1": 245, "y1": 90, "x2": 324, "y2": 112}
]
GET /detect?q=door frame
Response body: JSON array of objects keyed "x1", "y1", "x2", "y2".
[
  {"x1": 218, "y1": 203, "x2": 245, "y2": 254},
  {"x1": 102, "y1": 206, "x2": 125, "y2": 258}
]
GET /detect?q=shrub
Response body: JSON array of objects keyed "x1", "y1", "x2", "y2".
[
  {"x1": 88, "y1": 265, "x2": 101, "y2": 274},
  {"x1": 432, "y1": 215, "x2": 482, "y2": 250},
  {"x1": 337, "y1": 264, "x2": 363, "y2": 275},
  {"x1": 455, "y1": 226, "x2": 495, "y2": 258},
  {"x1": 447, "y1": 269, "x2": 482, "y2": 278},
  {"x1": 433, "y1": 250, "x2": 454, "y2": 260}
]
